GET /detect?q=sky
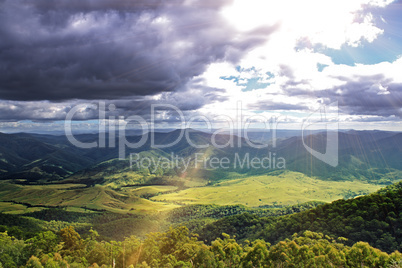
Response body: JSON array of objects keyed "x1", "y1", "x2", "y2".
[{"x1": 0, "y1": 0, "x2": 401, "y2": 133}]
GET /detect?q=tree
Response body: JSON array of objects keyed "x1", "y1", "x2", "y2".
[
  {"x1": 211, "y1": 233, "x2": 242, "y2": 267},
  {"x1": 0, "y1": 231, "x2": 26, "y2": 267},
  {"x1": 25, "y1": 256, "x2": 43, "y2": 268},
  {"x1": 26, "y1": 231, "x2": 59, "y2": 257},
  {"x1": 242, "y1": 240, "x2": 270, "y2": 268}
]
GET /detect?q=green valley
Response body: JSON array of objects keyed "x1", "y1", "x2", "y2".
[{"x1": 0, "y1": 129, "x2": 401, "y2": 267}]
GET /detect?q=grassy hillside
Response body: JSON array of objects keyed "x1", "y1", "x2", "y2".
[
  {"x1": 0, "y1": 181, "x2": 178, "y2": 214},
  {"x1": 0, "y1": 170, "x2": 385, "y2": 215},
  {"x1": 152, "y1": 171, "x2": 383, "y2": 207}
]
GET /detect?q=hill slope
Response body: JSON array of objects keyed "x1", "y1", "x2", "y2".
[{"x1": 197, "y1": 181, "x2": 402, "y2": 253}]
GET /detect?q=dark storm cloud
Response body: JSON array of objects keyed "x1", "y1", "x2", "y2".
[
  {"x1": 0, "y1": 82, "x2": 228, "y2": 121},
  {"x1": 330, "y1": 76, "x2": 402, "y2": 117},
  {"x1": 281, "y1": 73, "x2": 402, "y2": 118},
  {"x1": 0, "y1": 0, "x2": 270, "y2": 104},
  {"x1": 28, "y1": 0, "x2": 234, "y2": 12}
]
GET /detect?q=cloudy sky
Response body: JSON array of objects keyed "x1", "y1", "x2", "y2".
[{"x1": 0, "y1": 0, "x2": 401, "y2": 133}]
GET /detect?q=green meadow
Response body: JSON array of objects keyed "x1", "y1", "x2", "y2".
[
  {"x1": 0, "y1": 170, "x2": 384, "y2": 216},
  {"x1": 152, "y1": 171, "x2": 383, "y2": 207}
]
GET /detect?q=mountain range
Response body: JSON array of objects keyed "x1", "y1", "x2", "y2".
[{"x1": 0, "y1": 129, "x2": 400, "y2": 186}]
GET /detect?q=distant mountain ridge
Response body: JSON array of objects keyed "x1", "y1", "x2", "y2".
[{"x1": 0, "y1": 129, "x2": 400, "y2": 184}]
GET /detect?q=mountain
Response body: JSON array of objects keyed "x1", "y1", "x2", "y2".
[
  {"x1": 0, "y1": 129, "x2": 400, "y2": 185},
  {"x1": 275, "y1": 131, "x2": 402, "y2": 182},
  {"x1": 0, "y1": 132, "x2": 94, "y2": 182}
]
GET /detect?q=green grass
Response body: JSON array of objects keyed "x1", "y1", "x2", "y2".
[
  {"x1": 125, "y1": 185, "x2": 178, "y2": 196},
  {"x1": 0, "y1": 181, "x2": 178, "y2": 214},
  {"x1": 0, "y1": 202, "x2": 43, "y2": 214},
  {"x1": 152, "y1": 171, "x2": 383, "y2": 207},
  {"x1": 0, "y1": 170, "x2": 387, "y2": 215}
]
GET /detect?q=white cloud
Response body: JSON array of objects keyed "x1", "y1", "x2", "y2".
[{"x1": 222, "y1": 0, "x2": 390, "y2": 49}]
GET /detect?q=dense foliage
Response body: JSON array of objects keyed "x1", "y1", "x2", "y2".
[
  {"x1": 168, "y1": 202, "x2": 325, "y2": 223},
  {"x1": 1, "y1": 225, "x2": 401, "y2": 268},
  {"x1": 198, "y1": 182, "x2": 402, "y2": 253}
]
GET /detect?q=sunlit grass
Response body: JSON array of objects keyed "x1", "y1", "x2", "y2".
[
  {"x1": 0, "y1": 182, "x2": 179, "y2": 214},
  {"x1": 152, "y1": 171, "x2": 383, "y2": 207}
]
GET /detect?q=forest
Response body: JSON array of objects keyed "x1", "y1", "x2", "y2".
[
  {"x1": 1, "y1": 181, "x2": 401, "y2": 267},
  {"x1": 2, "y1": 225, "x2": 402, "y2": 268}
]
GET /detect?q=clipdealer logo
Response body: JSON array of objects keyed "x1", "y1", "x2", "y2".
[
  {"x1": 64, "y1": 101, "x2": 339, "y2": 168},
  {"x1": 64, "y1": 102, "x2": 283, "y2": 159},
  {"x1": 129, "y1": 152, "x2": 286, "y2": 173},
  {"x1": 302, "y1": 101, "x2": 339, "y2": 167}
]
